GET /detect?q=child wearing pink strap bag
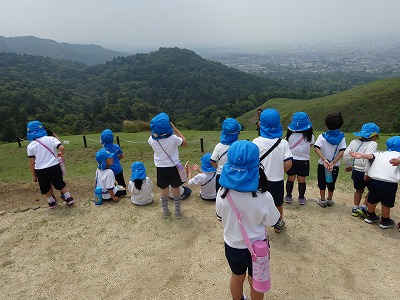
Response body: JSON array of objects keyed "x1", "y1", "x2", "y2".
[
  {"x1": 216, "y1": 140, "x2": 280, "y2": 300},
  {"x1": 284, "y1": 112, "x2": 314, "y2": 205}
]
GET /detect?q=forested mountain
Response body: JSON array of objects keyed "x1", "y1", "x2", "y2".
[
  {"x1": 0, "y1": 36, "x2": 124, "y2": 65},
  {"x1": 0, "y1": 48, "x2": 280, "y2": 141}
]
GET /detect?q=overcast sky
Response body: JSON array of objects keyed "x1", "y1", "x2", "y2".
[{"x1": 1, "y1": 0, "x2": 400, "y2": 51}]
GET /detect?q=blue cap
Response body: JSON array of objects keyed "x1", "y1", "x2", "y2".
[
  {"x1": 220, "y1": 118, "x2": 241, "y2": 145},
  {"x1": 260, "y1": 109, "x2": 282, "y2": 139},
  {"x1": 150, "y1": 112, "x2": 173, "y2": 140},
  {"x1": 353, "y1": 123, "x2": 380, "y2": 138},
  {"x1": 101, "y1": 129, "x2": 114, "y2": 145},
  {"x1": 130, "y1": 162, "x2": 147, "y2": 181},
  {"x1": 386, "y1": 136, "x2": 400, "y2": 152},
  {"x1": 96, "y1": 148, "x2": 113, "y2": 170},
  {"x1": 200, "y1": 153, "x2": 216, "y2": 173},
  {"x1": 27, "y1": 121, "x2": 47, "y2": 141},
  {"x1": 219, "y1": 140, "x2": 260, "y2": 192},
  {"x1": 288, "y1": 112, "x2": 312, "y2": 131}
]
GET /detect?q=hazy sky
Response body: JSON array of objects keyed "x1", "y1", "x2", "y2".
[{"x1": 1, "y1": 0, "x2": 400, "y2": 50}]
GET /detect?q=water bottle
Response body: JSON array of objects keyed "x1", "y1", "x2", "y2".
[
  {"x1": 252, "y1": 240, "x2": 271, "y2": 293},
  {"x1": 325, "y1": 168, "x2": 333, "y2": 183},
  {"x1": 94, "y1": 187, "x2": 103, "y2": 205}
]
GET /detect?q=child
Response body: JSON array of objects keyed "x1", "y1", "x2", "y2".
[
  {"x1": 128, "y1": 162, "x2": 154, "y2": 206},
  {"x1": 26, "y1": 120, "x2": 74, "y2": 208},
  {"x1": 350, "y1": 136, "x2": 400, "y2": 229},
  {"x1": 187, "y1": 153, "x2": 217, "y2": 201},
  {"x1": 100, "y1": 129, "x2": 126, "y2": 192},
  {"x1": 210, "y1": 118, "x2": 241, "y2": 194},
  {"x1": 216, "y1": 140, "x2": 280, "y2": 300},
  {"x1": 148, "y1": 112, "x2": 187, "y2": 219},
  {"x1": 95, "y1": 148, "x2": 121, "y2": 202},
  {"x1": 343, "y1": 123, "x2": 380, "y2": 217},
  {"x1": 314, "y1": 111, "x2": 346, "y2": 207},
  {"x1": 253, "y1": 108, "x2": 293, "y2": 233},
  {"x1": 284, "y1": 112, "x2": 314, "y2": 205}
]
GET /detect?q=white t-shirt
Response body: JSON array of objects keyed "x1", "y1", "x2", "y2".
[
  {"x1": 95, "y1": 169, "x2": 117, "y2": 200},
  {"x1": 27, "y1": 136, "x2": 61, "y2": 169},
  {"x1": 216, "y1": 189, "x2": 280, "y2": 249},
  {"x1": 210, "y1": 143, "x2": 231, "y2": 174},
  {"x1": 188, "y1": 172, "x2": 217, "y2": 200},
  {"x1": 287, "y1": 132, "x2": 314, "y2": 160},
  {"x1": 367, "y1": 151, "x2": 400, "y2": 183},
  {"x1": 128, "y1": 177, "x2": 154, "y2": 205},
  {"x1": 343, "y1": 139, "x2": 378, "y2": 172},
  {"x1": 252, "y1": 137, "x2": 293, "y2": 181},
  {"x1": 314, "y1": 134, "x2": 346, "y2": 166},
  {"x1": 148, "y1": 135, "x2": 183, "y2": 167}
]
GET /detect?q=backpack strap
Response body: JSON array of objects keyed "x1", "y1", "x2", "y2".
[
  {"x1": 260, "y1": 138, "x2": 281, "y2": 162},
  {"x1": 200, "y1": 172, "x2": 216, "y2": 187}
]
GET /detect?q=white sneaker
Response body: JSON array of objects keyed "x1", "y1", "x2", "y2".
[
  {"x1": 317, "y1": 198, "x2": 327, "y2": 207},
  {"x1": 326, "y1": 199, "x2": 334, "y2": 207}
]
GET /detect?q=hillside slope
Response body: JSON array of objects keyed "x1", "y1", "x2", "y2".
[
  {"x1": 0, "y1": 36, "x2": 124, "y2": 65},
  {"x1": 238, "y1": 78, "x2": 400, "y2": 133}
]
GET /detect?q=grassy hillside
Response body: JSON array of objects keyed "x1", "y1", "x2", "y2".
[{"x1": 238, "y1": 78, "x2": 400, "y2": 133}]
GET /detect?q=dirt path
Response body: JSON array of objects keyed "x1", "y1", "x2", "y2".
[{"x1": 0, "y1": 181, "x2": 399, "y2": 299}]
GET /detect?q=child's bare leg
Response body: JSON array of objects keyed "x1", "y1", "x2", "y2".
[
  {"x1": 230, "y1": 273, "x2": 246, "y2": 300},
  {"x1": 319, "y1": 189, "x2": 326, "y2": 200},
  {"x1": 327, "y1": 190, "x2": 334, "y2": 200},
  {"x1": 277, "y1": 205, "x2": 283, "y2": 219},
  {"x1": 248, "y1": 276, "x2": 264, "y2": 300},
  {"x1": 354, "y1": 189, "x2": 363, "y2": 206},
  {"x1": 381, "y1": 204, "x2": 391, "y2": 219},
  {"x1": 363, "y1": 192, "x2": 369, "y2": 206},
  {"x1": 367, "y1": 202, "x2": 378, "y2": 214}
]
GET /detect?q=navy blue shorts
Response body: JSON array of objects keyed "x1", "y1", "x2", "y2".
[
  {"x1": 351, "y1": 170, "x2": 369, "y2": 191},
  {"x1": 317, "y1": 164, "x2": 339, "y2": 192},
  {"x1": 368, "y1": 179, "x2": 398, "y2": 208},
  {"x1": 286, "y1": 159, "x2": 310, "y2": 177},
  {"x1": 225, "y1": 242, "x2": 253, "y2": 276},
  {"x1": 156, "y1": 166, "x2": 182, "y2": 189},
  {"x1": 266, "y1": 180, "x2": 284, "y2": 207},
  {"x1": 35, "y1": 164, "x2": 66, "y2": 194}
]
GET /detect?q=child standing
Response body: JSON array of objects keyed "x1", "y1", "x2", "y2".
[
  {"x1": 26, "y1": 121, "x2": 75, "y2": 208},
  {"x1": 314, "y1": 111, "x2": 346, "y2": 207},
  {"x1": 253, "y1": 108, "x2": 293, "y2": 233},
  {"x1": 148, "y1": 112, "x2": 187, "y2": 219},
  {"x1": 187, "y1": 153, "x2": 217, "y2": 201},
  {"x1": 216, "y1": 140, "x2": 280, "y2": 300},
  {"x1": 210, "y1": 118, "x2": 241, "y2": 194},
  {"x1": 284, "y1": 112, "x2": 314, "y2": 205},
  {"x1": 128, "y1": 162, "x2": 154, "y2": 206},
  {"x1": 350, "y1": 136, "x2": 400, "y2": 229},
  {"x1": 95, "y1": 148, "x2": 122, "y2": 202},
  {"x1": 100, "y1": 129, "x2": 126, "y2": 190},
  {"x1": 343, "y1": 123, "x2": 380, "y2": 217}
]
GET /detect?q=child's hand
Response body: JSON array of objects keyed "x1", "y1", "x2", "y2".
[
  {"x1": 191, "y1": 163, "x2": 200, "y2": 172},
  {"x1": 345, "y1": 166, "x2": 352, "y2": 173},
  {"x1": 112, "y1": 196, "x2": 119, "y2": 202},
  {"x1": 389, "y1": 158, "x2": 400, "y2": 166},
  {"x1": 349, "y1": 151, "x2": 362, "y2": 159}
]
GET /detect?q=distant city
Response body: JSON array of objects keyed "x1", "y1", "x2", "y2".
[{"x1": 196, "y1": 40, "x2": 400, "y2": 76}]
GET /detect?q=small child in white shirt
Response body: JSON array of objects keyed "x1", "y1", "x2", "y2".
[
  {"x1": 128, "y1": 162, "x2": 154, "y2": 206},
  {"x1": 95, "y1": 148, "x2": 120, "y2": 202},
  {"x1": 187, "y1": 153, "x2": 217, "y2": 201}
]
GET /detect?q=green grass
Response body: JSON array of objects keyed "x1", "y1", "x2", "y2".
[
  {"x1": 1, "y1": 130, "x2": 393, "y2": 185},
  {"x1": 238, "y1": 77, "x2": 400, "y2": 133}
]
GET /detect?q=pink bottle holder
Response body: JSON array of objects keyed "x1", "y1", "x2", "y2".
[{"x1": 252, "y1": 240, "x2": 271, "y2": 293}]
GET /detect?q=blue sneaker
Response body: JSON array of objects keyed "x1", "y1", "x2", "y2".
[
  {"x1": 351, "y1": 207, "x2": 359, "y2": 217},
  {"x1": 356, "y1": 206, "x2": 367, "y2": 218},
  {"x1": 284, "y1": 195, "x2": 292, "y2": 204}
]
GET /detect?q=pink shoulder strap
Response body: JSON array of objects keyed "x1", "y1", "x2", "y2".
[{"x1": 226, "y1": 191, "x2": 257, "y2": 261}]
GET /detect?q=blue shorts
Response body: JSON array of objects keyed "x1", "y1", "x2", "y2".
[
  {"x1": 368, "y1": 179, "x2": 398, "y2": 208},
  {"x1": 351, "y1": 170, "x2": 369, "y2": 191},
  {"x1": 286, "y1": 159, "x2": 310, "y2": 177},
  {"x1": 266, "y1": 180, "x2": 284, "y2": 207},
  {"x1": 156, "y1": 166, "x2": 182, "y2": 189},
  {"x1": 35, "y1": 164, "x2": 66, "y2": 194},
  {"x1": 317, "y1": 164, "x2": 339, "y2": 192}
]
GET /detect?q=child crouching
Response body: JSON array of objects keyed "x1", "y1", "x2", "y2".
[{"x1": 128, "y1": 162, "x2": 154, "y2": 206}]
